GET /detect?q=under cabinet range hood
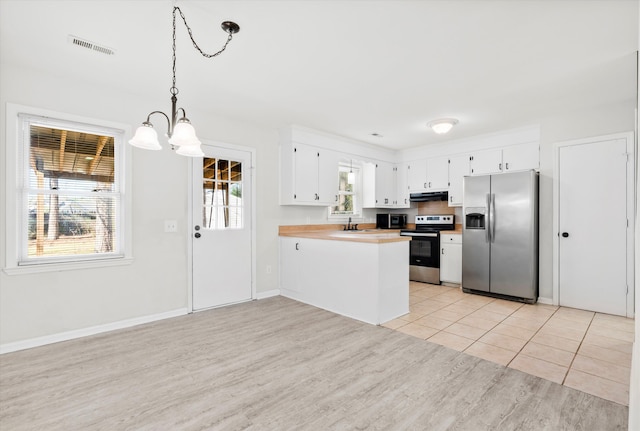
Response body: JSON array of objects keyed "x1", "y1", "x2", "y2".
[{"x1": 409, "y1": 191, "x2": 448, "y2": 202}]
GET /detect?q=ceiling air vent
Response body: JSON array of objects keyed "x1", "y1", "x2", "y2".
[{"x1": 68, "y1": 35, "x2": 115, "y2": 56}]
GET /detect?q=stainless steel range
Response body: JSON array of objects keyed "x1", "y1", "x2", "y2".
[{"x1": 400, "y1": 215, "x2": 455, "y2": 284}]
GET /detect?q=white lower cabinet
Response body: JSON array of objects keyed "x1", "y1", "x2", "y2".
[
  {"x1": 279, "y1": 236, "x2": 409, "y2": 324},
  {"x1": 440, "y1": 234, "x2": 462, "y2": 284}
]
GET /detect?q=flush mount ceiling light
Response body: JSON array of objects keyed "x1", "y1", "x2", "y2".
[
  {"x1": 128, "y1": 7, "x2": 240, "y2": 157},
  {"x1": 428, "y1": 118, "x2": 459, "y2": 135}
]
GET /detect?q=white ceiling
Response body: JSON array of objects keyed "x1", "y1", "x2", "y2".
[{"x1": 1, "y1": 0, "x2": 637, "y2": 150}]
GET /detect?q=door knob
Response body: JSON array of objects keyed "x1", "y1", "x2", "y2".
[
  {"x1": 194, "y1": 232, "x2": 201, "y2": 239},
  {"x1": 561, "y1": 232, "x2": 569, "y2": 238},
  {"x1": 195, "y1": 225, "x2": 200, "y2": 231}
]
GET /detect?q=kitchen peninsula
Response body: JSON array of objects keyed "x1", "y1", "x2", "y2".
[{"x1": 279, "y1": 225, "x2": 410, "y2": 325}]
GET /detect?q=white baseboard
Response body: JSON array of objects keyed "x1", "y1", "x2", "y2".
[
  {"x1": 0, "y1": 308, "x2": 189, "y2": 354},
  {"x1": 537, "y1": 296, "x2": 554, "y2": 305},
  {"x1": 256, "y1": 289, "x2": 280, "y2": 300}
]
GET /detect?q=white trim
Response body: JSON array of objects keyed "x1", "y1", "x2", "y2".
[
  {"x1": 536, "y1": 296, "x2": 554, "y2": 305},
  {"x1": 0, "y1": 308, "x2": 188, "y2": 354},
  {"x1": 552, "y1": 132, "x2": 635, "y2": 317},
  {"x1": 256, "y1": 289, "x2": 280, "y2": 300},
  {"x1": 187, "y1": 140, "x2": 257, "y2": 312},
  {"x1": 3, "y1": 257, "x2": 133, "y2": 275}
]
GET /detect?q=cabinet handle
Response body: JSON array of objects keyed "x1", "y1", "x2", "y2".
[
  {"x1": 499, "y1": 163, "x2": 502, "y2": 171},
  {"x1": 505, "y1": 162, "x2": 509, "y2": 170},
  {"x1": 442, "y1": 248, "x2": 445, "y2": 255},
  {"x1": 428, "y1": 182, "x2": 431, "y2": 188},
  {"x1": 335, "y1": 195, "x2": 338, "y2": 202},
  {"x1": 295, "y1": 242, "x2": 300, "y2": 250},
  {"x1": 424, "y1": 182, "x2": 427, "y2": 188}
]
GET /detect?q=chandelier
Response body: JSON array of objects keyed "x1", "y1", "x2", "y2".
[{"x1": 128, "y1": 6, "x2": 240, "y2": 157}]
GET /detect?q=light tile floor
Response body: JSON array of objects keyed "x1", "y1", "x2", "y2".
[{"x1": 382, "y1": 282, "x2": 634, "y2": 406}]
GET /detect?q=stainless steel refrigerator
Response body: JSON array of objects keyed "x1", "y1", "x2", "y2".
[{"x1": 462, "y1": 170, "x2": 539, "y2": 303}]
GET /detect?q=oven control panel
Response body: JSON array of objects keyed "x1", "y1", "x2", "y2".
[{"x1": 415, "y1": 215, "x2": 454, "y2": 225}]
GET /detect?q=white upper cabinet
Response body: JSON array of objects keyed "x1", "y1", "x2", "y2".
[
  {"x1": 364, "y1": 161, "x2": 409, "y2": 209},
  {"x1": 502, "y1": 142, "x2": 539, "y2": 172},
  {"x1": 407, "y1": 160, "x2": 427, "y2": 192},
  {"x1": 375, "y1": 161, "x2": 396, "y2": 208},
  {"x1": 426, "y1": 157, "x2": 449, "y2": 191},
  {"x1": 280, "y1": 142, "x2": 338, "y2": 205},
  {"x1": 395, "y1": 162, "x2": 410, "y2": 208},
  {"x1": 469, "y1": 143, "x2": 539, "y2": 176},
  {"x1": 447, "y1": 154, "x2": 470, "y2": 207},
  {"x1": 469, "y1": 149, "x2": 503, "y2": 175},
  {"x1": 279, "y1": 126, "x2": 539, "y2": 208}
]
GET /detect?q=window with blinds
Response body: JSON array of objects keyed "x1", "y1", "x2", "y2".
[{"x1": 19, "y1": 115, "x2": 124, "y2": 264}]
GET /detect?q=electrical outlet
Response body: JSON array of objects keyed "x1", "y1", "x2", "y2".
[
  {"x1": 266, "y1": 265, "x2": 272, "y2": 274},
  {"x1": 164, "y1": 220, "x2": 177, "y2": 232}
]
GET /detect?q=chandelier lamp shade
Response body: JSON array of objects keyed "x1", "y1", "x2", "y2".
[{"x1": 128, "y1": 6, "x2": 240, "y2": 157}]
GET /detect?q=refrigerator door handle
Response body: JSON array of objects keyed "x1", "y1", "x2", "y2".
[
  {"x1": 490, "y1": 193, "x2": 496, "y2": 243},
  {"x1": 486, "y1": 193, "x2": 491, "y2": 243}
]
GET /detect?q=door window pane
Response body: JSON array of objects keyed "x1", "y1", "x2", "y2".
[{"x1": 201, "y1": 158, "x2": 243, "y2": 229}]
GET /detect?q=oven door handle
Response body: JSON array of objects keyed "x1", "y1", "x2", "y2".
[{"x1": 401, "y1": 232, "x2": 438, "y2": 237}]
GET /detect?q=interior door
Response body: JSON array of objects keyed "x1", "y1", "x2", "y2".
[
  {"x1": 192, "y1": 145, "x2": 252, "y2": 310},
  {"x1": 557, "y1": 138, "x2": 629, "y2": 316}
]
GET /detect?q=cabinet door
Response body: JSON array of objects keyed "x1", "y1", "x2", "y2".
[
  {"x1": 361, "y1": 161, "x2": 377, "y2": 208},
  {"x1": 317, "y1": 149, "x2": 339, "y2": 205},
  {"x1": 440, "y1": 235, "x2": 462, "y2": 284},
  {"x1": 407, "y1": 160, "x2": 427, "y2": 192},
  {"x1": 426, "y1": 157, "x2": 449, "y2": 190},
  {"x1": 375, "y1": 161, "x2": 395, "y2": 207},
  {"x1": 448, "y1": 155, "x2": 469, "y2": 206},
  {"x1": 502, "y1": 142, "x2": 539, "y2": 172},
  {"x1": 280, "y1": 237, "x2": 301, "y2": 293},
  {"x1": 470, "y1": 149, "x2": 502, "y2": 175},
  {"x1": 293, "y1": 144, "x2": 320, "y2": 203},
  {"x1": 395, "y1": 163, "x2": 410, "y2": 208}
]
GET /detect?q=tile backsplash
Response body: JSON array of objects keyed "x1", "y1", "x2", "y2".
[{"x1": 418, "y1": 201, "x2": 462, "y2": 223}]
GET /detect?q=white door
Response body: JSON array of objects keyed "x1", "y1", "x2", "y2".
[
  {"x1": 192, "y1": 145, "x2": 253, "y2": 310},
  {"x1": 556, "y1": 136, "x2": 631, "y2": 316}
]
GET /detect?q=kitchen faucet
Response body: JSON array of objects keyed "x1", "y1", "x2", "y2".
[{"x1": 344, "y1": 217, "x2": 358, "y2": 231}]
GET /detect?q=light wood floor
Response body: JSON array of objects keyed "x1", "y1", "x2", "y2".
[{"x1": 0, "y1": 297, "x2": 628, "y2": 430}]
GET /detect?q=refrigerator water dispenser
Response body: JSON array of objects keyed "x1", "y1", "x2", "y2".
[{"x1": 465, "y1": 209, "x2": 486, "y2": 230}]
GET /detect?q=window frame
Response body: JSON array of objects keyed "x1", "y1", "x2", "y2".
[
  {"x1": 4, "y1": 104, "x2": 133, "y2": 274},
  {"x1": 328, "y1": 162, "x2": 363, "y2": 220}
]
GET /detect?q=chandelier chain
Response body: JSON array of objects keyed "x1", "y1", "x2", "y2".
[{"x1": 171, "y1": 6, "x2": 234, "y2": 92}]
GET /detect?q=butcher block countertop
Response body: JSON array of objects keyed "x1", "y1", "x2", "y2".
[
  {"x1": 279, "y1": 224, "x2": 410, "y2": 244},
  {"x1": 441, "y1": 224, "x2": 463, "y2": 235}
]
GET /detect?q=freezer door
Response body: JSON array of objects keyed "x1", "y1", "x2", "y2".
[
  {"x1": 490, "y1": 170, "x2": 538, "y2": 300},
  {"x1": 462, "y1": 175, "x2": 491, "y2": 292}
]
